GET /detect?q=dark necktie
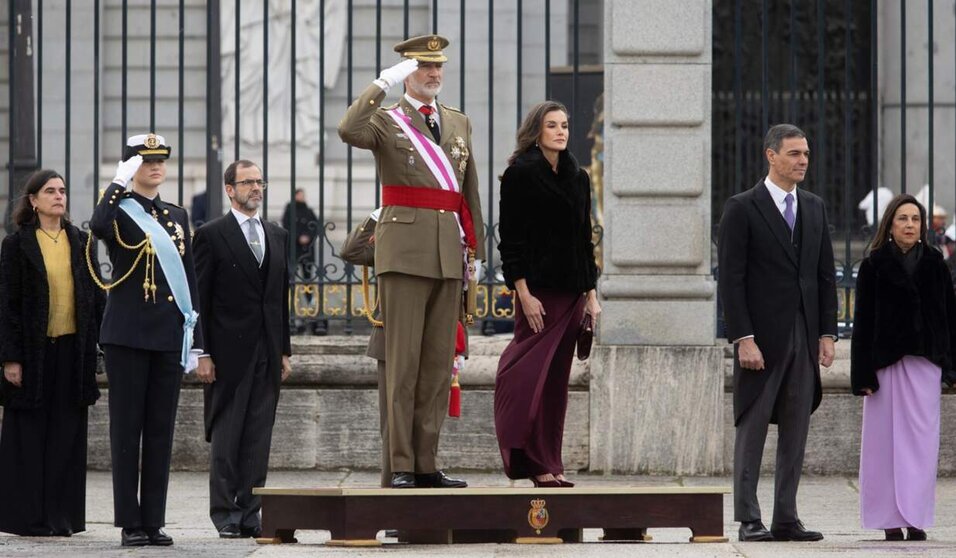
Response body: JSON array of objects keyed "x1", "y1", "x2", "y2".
[{"x1": 418, "y1": 105, "x2": 441, "y2": 144}]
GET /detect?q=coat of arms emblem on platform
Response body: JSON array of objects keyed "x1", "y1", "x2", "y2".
[{"x1": 527, "y1": 498, "x2": 549, "y2": 533}]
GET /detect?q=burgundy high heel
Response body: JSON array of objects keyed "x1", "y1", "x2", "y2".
[
  {"x1": 530, "y1": 476, "x2": 562, "y2": 488},
  {"x1": 556, "y1": 478, "x2": 575, "y2": 487}
]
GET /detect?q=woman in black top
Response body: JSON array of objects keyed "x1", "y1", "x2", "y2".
[
  {"x1": 852, "y1": 194, "x2": 956, "y2": 541},
  {"x1": 494, "y1": 101, "x2": 600, "y2": 487}
]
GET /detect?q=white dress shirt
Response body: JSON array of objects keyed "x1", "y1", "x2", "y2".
[
  {"x1": 404, "y1": 93, "x2": 441, "y2": 133},
  {"x1": 764, "y1": 176, "x2": 798, "y2": 221},
  {"x1": 231, "y1": 207, "x2": 266, "y2": 264}
]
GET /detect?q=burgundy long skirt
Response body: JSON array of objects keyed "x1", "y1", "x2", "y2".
[{"x1": 494, "y1": 288, "x2": 585, "y2": 479}]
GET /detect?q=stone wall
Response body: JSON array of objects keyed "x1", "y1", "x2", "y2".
[{"x1": 3, "y1": 335, "x2": 956, "y2": 475}]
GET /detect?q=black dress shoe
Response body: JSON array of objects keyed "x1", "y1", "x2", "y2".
[
  {"x1": 218, "y1": 524, "x2": 242, "y2": 539},
  {"x1": 906, "y1": 527, "x2": 927, "y2": 541},
  {"x1": 391, "y1": 472, "x2": 416, "y2": 488},
  {"x1": 884, "y1": 528, "x2": 904, "y2": 541},
  {"x1": 415, "y1": 470, "x2": 467, "y2": 488},
  {"x1": 771, "y1": 521, "x2": 823, "y2": 542},
  {"x1": 738, "y1": 520, "x2": 774, "y2": 542},
  {"x1": 120, "y1": 528, "x2": 150, "y2": 547},
  {"x1": 240, "y1": 525, "x2": 262, "y2": 539},
  {"x1": 144, "y1": 527, "x2": 173, "y2": 546}
]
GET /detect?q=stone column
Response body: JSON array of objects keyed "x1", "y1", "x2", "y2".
[{"x1": 591, "y1": 0, "x2": 723, "y2": 475}]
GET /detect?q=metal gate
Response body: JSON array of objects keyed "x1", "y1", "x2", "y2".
[
  {"x1": 713, "y1": 0, "x2": 956, "y2": 335},
  {"x1": 3, "y1": 0, "x2": 603, "y2": 335}
]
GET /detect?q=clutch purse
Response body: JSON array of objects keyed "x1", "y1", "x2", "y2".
[{"x1": 576, "y1": 314, "x2": 593, "y2": 361}]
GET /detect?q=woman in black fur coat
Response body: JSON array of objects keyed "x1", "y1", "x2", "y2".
[
  {"x1": 493, "y1": 101, "x2": 600, "y2": 487},
  {"x1": 851, "y1": 193, "x2": 956, "y2": 542},
  {"x1": 0, "y1": 170, "x2": 104, "y2": 536}
]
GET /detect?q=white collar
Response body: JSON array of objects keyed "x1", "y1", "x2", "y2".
[
  {"x1": 231, "y1": 207, "x2": 260, "y2": 226},
  {"x1": 404, "y1": 93, "x2": 437, "y2": 114},
  {"x1": 764, "y1": 176, "x2": 798, "y2": 205}
]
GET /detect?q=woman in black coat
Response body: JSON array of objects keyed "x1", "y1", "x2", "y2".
[
  {"x1": 851, "y1": 194, "x2": 956, "y2": 542},
  {"x1": 494, "y1": 101, "x2": 600, "y2": 487},
  {"x1": 0, "y1": 170, "x2": 104, "y2": 536}
]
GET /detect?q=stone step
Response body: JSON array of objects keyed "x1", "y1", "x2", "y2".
[
  {"x1": 285, "y1": 334, "x2": 589, "y2": 388},
  {"x1": 290, "y1": 334, "x2": 515, "y2": 356},
  {"x1": 83, "y1": 387, "x2": 590, "y2": 472}
]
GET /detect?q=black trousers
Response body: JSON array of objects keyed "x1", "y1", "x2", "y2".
[
  {"x1": 0, "y1": 336, "x2": 88, "y2": 536},
  {"x1": 733, "y1": 312, "x2": 815, "y2": 525},
  {"x1": 208, "y1": 339, "x2": 277, "y2": 530},
  {"x1": 103, "y1": 344, "x2": 182, "y2": 529}
]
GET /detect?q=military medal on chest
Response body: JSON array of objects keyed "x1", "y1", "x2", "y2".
[
  {"x1": 451, "y1": 136, "x2": 469, "y2": 173},
  {"x1": 151, "y1": 207, "x2": 187, "y2": 256}
]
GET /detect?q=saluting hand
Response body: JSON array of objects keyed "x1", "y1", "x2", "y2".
[
  {"x1": 196, "y1": 356, "x2": 216, "y2": 384},
  {"x1": 281, "y1": 355, "x2": 292, "y2": 382},
  {"x1": 737, "y1": 338, "x2": 765, "y2": 371},
  {"x1": 112, "y1": 155, "x2": 143, "y2": 187},
  {"x1": 2, "y1": 362, "x2": 22, "y2": 387},
  {"x1": 377, "y1": 59, "x2": 419, "y2": 89}
]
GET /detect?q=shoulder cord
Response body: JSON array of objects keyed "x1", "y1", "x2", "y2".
[
  {"x1": 361, "y1": 265, "x2": 383, "y2": 328},
  {"x1": 85, "y1": 221, "x2": 157, "y2": 302}
]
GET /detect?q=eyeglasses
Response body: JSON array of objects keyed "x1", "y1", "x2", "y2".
[{"x1": 234, "y1": 179, "x2": 268, "y2": 189}]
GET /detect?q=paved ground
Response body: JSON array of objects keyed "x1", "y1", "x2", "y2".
[{"x1": 1, "y1": 471, "x2": 954, "y2": 557}]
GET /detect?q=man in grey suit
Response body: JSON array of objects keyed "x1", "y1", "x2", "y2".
[{"x1": 717, "y1": 124, "x2": 838, "y2": 542}]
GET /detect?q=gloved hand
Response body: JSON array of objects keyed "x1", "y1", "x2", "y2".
[
  {"x1": 376, "y1": 59, "x2": 419, "y2": 90},
  {"x1": 112, "y1": 155, "x2": 143, "y2": 187}
]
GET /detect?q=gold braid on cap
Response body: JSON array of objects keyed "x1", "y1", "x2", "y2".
[{"x1": 86, "y1": 224, "x2": 157, "y2": 303}]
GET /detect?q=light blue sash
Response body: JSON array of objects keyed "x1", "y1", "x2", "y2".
[{"x1": 119, "y1": 198, "x2": 198, "y2": 369}]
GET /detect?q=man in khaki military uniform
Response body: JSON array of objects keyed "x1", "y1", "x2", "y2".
[
  {"x1": 338, "y1": 35, "x2": 485, "y2": 489},
  {"x1": 341, "y1": 212, "x2": 472, "y2": 489}
]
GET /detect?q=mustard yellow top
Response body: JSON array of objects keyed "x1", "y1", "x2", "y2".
[{"x1": 36, "y1": 229, "x2": 76, "y2": 337}]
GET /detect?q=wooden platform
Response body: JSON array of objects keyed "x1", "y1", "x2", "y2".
[{"x1": 252, "y1": 485, "x2": 730, "y2": 545}]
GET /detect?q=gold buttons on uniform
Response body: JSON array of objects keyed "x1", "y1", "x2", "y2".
[
  {"x1": 163, "y1": 209, "x2": 169, "y2": 215},
  {"x1": 439, "y1": 209, "x2": 445, "y2": 214},
  {"x1": 369, "y1": 100, "x2": 375, "y2": 105},
  {"x1": 167, "y1": 222, "x2": 174, "y2": 227},
  {"x1": 392, "y1": 217, "x2": 397, "y2": 221},
  {"x1": 167, "y1": 295, "x2": 174, "y2": 302}
]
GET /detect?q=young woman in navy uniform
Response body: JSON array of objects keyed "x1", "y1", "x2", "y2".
[{"x1": 89, "y1": 133, "x2": 204, "y2": 547}]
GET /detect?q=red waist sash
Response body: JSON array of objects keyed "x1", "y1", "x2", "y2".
[
  {"x1": 381, "y1": 185, "x2": 477, "y2": 250},
  {"x1": 382, "y1": 185, "x2": 461, "y2": 211}
]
